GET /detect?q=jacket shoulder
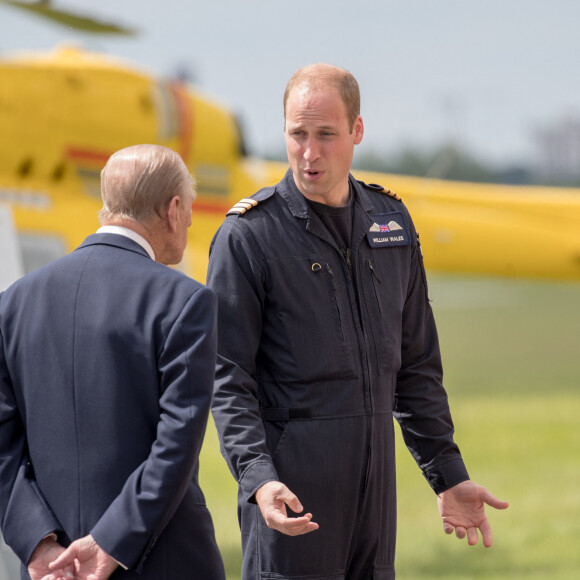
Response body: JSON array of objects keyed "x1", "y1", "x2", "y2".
[
  {"x1": 226, "y1": 187, "x2": 276, "y2": 217},
  {"x1": 356, "y1": 179, "x2": 402, "y2": 202}
]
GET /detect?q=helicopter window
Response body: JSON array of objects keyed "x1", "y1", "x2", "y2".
[
  {"x1": 52, "y1": 163, "x2": 66, "y2": 182},
  {"x1": 65, "y1": 74, "x2": 83, "y2": 89},
  {"x1": 139, "y1": 93, "x2": 153, "y2": 114},
  {"x1": 18, "y1": 158, "x2": 34, "y2": 178}
]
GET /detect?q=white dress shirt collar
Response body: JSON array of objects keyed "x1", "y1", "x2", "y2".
[{"x1": 97, "y1": 225, "x2": 156, "y2": 261}]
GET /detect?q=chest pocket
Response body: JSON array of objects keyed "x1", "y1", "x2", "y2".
[
  {"x1": 359, "y1": 211, "x2": 411, "y2": 375},
  {"x1": 260, "y1": 254, "x2": 357, "y2": 382},
  {"x1": 362, "y1": 250, "x2": 407, "y2": 375},
  {"x1": 365, "y1": 257, "x2": 394, "y2": 375}
]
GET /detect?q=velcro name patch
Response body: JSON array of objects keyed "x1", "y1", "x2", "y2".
[{"x1": 366, "y1": 212, "x2": 410, "y2": 247}]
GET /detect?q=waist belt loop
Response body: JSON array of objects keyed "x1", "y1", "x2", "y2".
[
  {"x1": 289, "y1": 407, "x2": 313, "y2": 419},
  {"x1": 260, "y1": 407, "x2": 313, "y2": 421}
]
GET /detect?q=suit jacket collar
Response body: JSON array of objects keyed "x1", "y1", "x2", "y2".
[{"x1": 77, "y1": 233, "x2": 152, "y2": 260}]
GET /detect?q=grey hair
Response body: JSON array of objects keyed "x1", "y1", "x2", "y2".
[{"x1": 98, "y1": 144, "x2": 195, "y2": 224}]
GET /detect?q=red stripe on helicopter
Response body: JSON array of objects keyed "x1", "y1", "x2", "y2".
[
  {"x1": 192, "y1": 200, "x2": 233, "y2": 215},
  {"x1": 66, "y1": 147, "x2": 112, "y2": 166}
]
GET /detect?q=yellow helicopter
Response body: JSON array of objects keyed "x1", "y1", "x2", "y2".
[{"x1": 0, "y1": 10, "x2": 579, "y2": 285}]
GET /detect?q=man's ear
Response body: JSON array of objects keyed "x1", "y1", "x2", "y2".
[
  {"x1": 167, "y1": 195, "x2": 181, "y2": 232},
  {"x1": 353, "y1": 115, "x2": 364, "y2": 145}
]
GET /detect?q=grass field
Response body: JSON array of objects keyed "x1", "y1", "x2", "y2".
[{"x1": 200, "y1": 274, "x2": 580, "y2": 579}]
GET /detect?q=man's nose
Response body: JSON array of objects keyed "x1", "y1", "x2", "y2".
[{"x1": 303, "y1": 138, "x2": 320, "y2": 162}]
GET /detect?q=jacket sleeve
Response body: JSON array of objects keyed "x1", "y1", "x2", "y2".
[
  {"x1": 393, "y1": 231, "x2": 470, "y2": 494},
  {"x1": 89, "y1": 285, "x2": 218, "y2": 572},
  {"x1": 0, "y1": 319, "x2": 63, "y2": 565},
  {"x1": 207, "y1": 220, "x2": 279, "y2": 503}
]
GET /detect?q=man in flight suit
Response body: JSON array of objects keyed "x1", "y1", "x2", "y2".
[
  {"x1": 0, "y1": 144, "x2": 225, "y2": 580},
  {"x1": 207, "y1": 64, "x2": 508, "y2": 579}
]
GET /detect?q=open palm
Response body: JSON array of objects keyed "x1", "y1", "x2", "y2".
[{"x1": 438, "y1": 480, "x2": 509, "y2": 547}]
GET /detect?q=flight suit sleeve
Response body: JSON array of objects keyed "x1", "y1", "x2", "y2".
[
  {"x1": 393, "y1": 232, "x2": 470, "y2": 494},
  {"x1": 207, "y1": 219, "x2": 279, "y2": 503}
]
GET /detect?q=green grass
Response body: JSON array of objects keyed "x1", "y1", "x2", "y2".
[{"x1": 200, "y1": 275, "x2": 580, "y2": 579}]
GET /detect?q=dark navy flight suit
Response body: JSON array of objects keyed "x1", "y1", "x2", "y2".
[{"x1": 207, "y1": 169, "x2": 469, "y2": 579}]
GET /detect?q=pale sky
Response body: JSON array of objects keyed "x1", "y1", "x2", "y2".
[{"x1": 1, "y1": 0, "x2": 579, "y2": 168}]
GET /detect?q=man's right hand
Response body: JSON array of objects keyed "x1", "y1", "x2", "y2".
[
  {"x1": 255, "y1": 481, "x2": 319, "y2": 536},
  {"x1": 48, "y1": 534, "x2": 118, "y2": 580}
]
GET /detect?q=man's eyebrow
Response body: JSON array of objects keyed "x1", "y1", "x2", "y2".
[{"x1": 289, "y1": 122, "x2": 336, "y2": 129}]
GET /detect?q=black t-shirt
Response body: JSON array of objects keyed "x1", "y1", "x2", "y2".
[{"x1": 306, "y1": 189, "x2": 354, "y2": 251}]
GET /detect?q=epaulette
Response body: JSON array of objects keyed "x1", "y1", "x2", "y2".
[
  {"x1": 227, "y1": 198, "x2": 259, "y2": 216},
  {"x1": 226, "y1": 187, "x2": 275, "y2": 217},
  {"x1": 357, "y1": 180, "x2": 402, "y2": 202}
]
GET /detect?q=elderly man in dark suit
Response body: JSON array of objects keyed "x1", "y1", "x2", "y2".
[{"x1": 0, "y1": 144, "x2": 225, "y2": 580}]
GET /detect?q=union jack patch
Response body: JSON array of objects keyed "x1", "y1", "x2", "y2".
[{"x1": 369, "y1": 220, "x2": 403, "y2": 233}]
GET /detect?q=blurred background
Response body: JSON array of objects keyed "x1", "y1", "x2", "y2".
[
  {"x1": 2, "y1": 0, "x2": 580, "y2": 183},
  {"x1": 1, "y1": 1, "x2": 579, "y2": 578}
]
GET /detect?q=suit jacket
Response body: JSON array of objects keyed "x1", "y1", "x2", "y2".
[{"x1": 0, "y1": 234, "x2": 225, "y2": 579}]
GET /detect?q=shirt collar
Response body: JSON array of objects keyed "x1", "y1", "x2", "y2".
[
  {"x1": 280, "y1": 169, "x2": 370, "y2": 218},
  {"x1": 97, "y1": 225, "x2": 156, "y2": 261}
]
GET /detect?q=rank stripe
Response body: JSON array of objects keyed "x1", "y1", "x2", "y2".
[
  {"x1": 227, "y1": 198, "x2": 259, "y2": 216},
  {"x1": 382, "y1": 188, "x2": 401, "y2": 201}
]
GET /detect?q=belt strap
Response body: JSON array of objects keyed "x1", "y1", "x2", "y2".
[{"x1": 260, "y1": 407, "x2": 313, "y2": 421}]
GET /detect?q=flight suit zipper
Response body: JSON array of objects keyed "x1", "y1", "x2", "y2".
[
  {"x1": 342, "y1": 248, "x2": 353, "y2": 279},
  {"x1": 368, "y1": 259, "x2": 384, "y2": 318}
]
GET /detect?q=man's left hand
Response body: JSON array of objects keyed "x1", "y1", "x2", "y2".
[
  {"x1": 28, "y1": 536, "x2": 73, "y2": 580},
  {"x1": 438, "y1": 480, "x2": 509, "y2": 547}
]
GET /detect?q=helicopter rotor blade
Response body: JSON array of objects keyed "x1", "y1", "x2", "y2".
[{"x1": 0, "y1": 0, "x2": 137, "y2": 36}]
